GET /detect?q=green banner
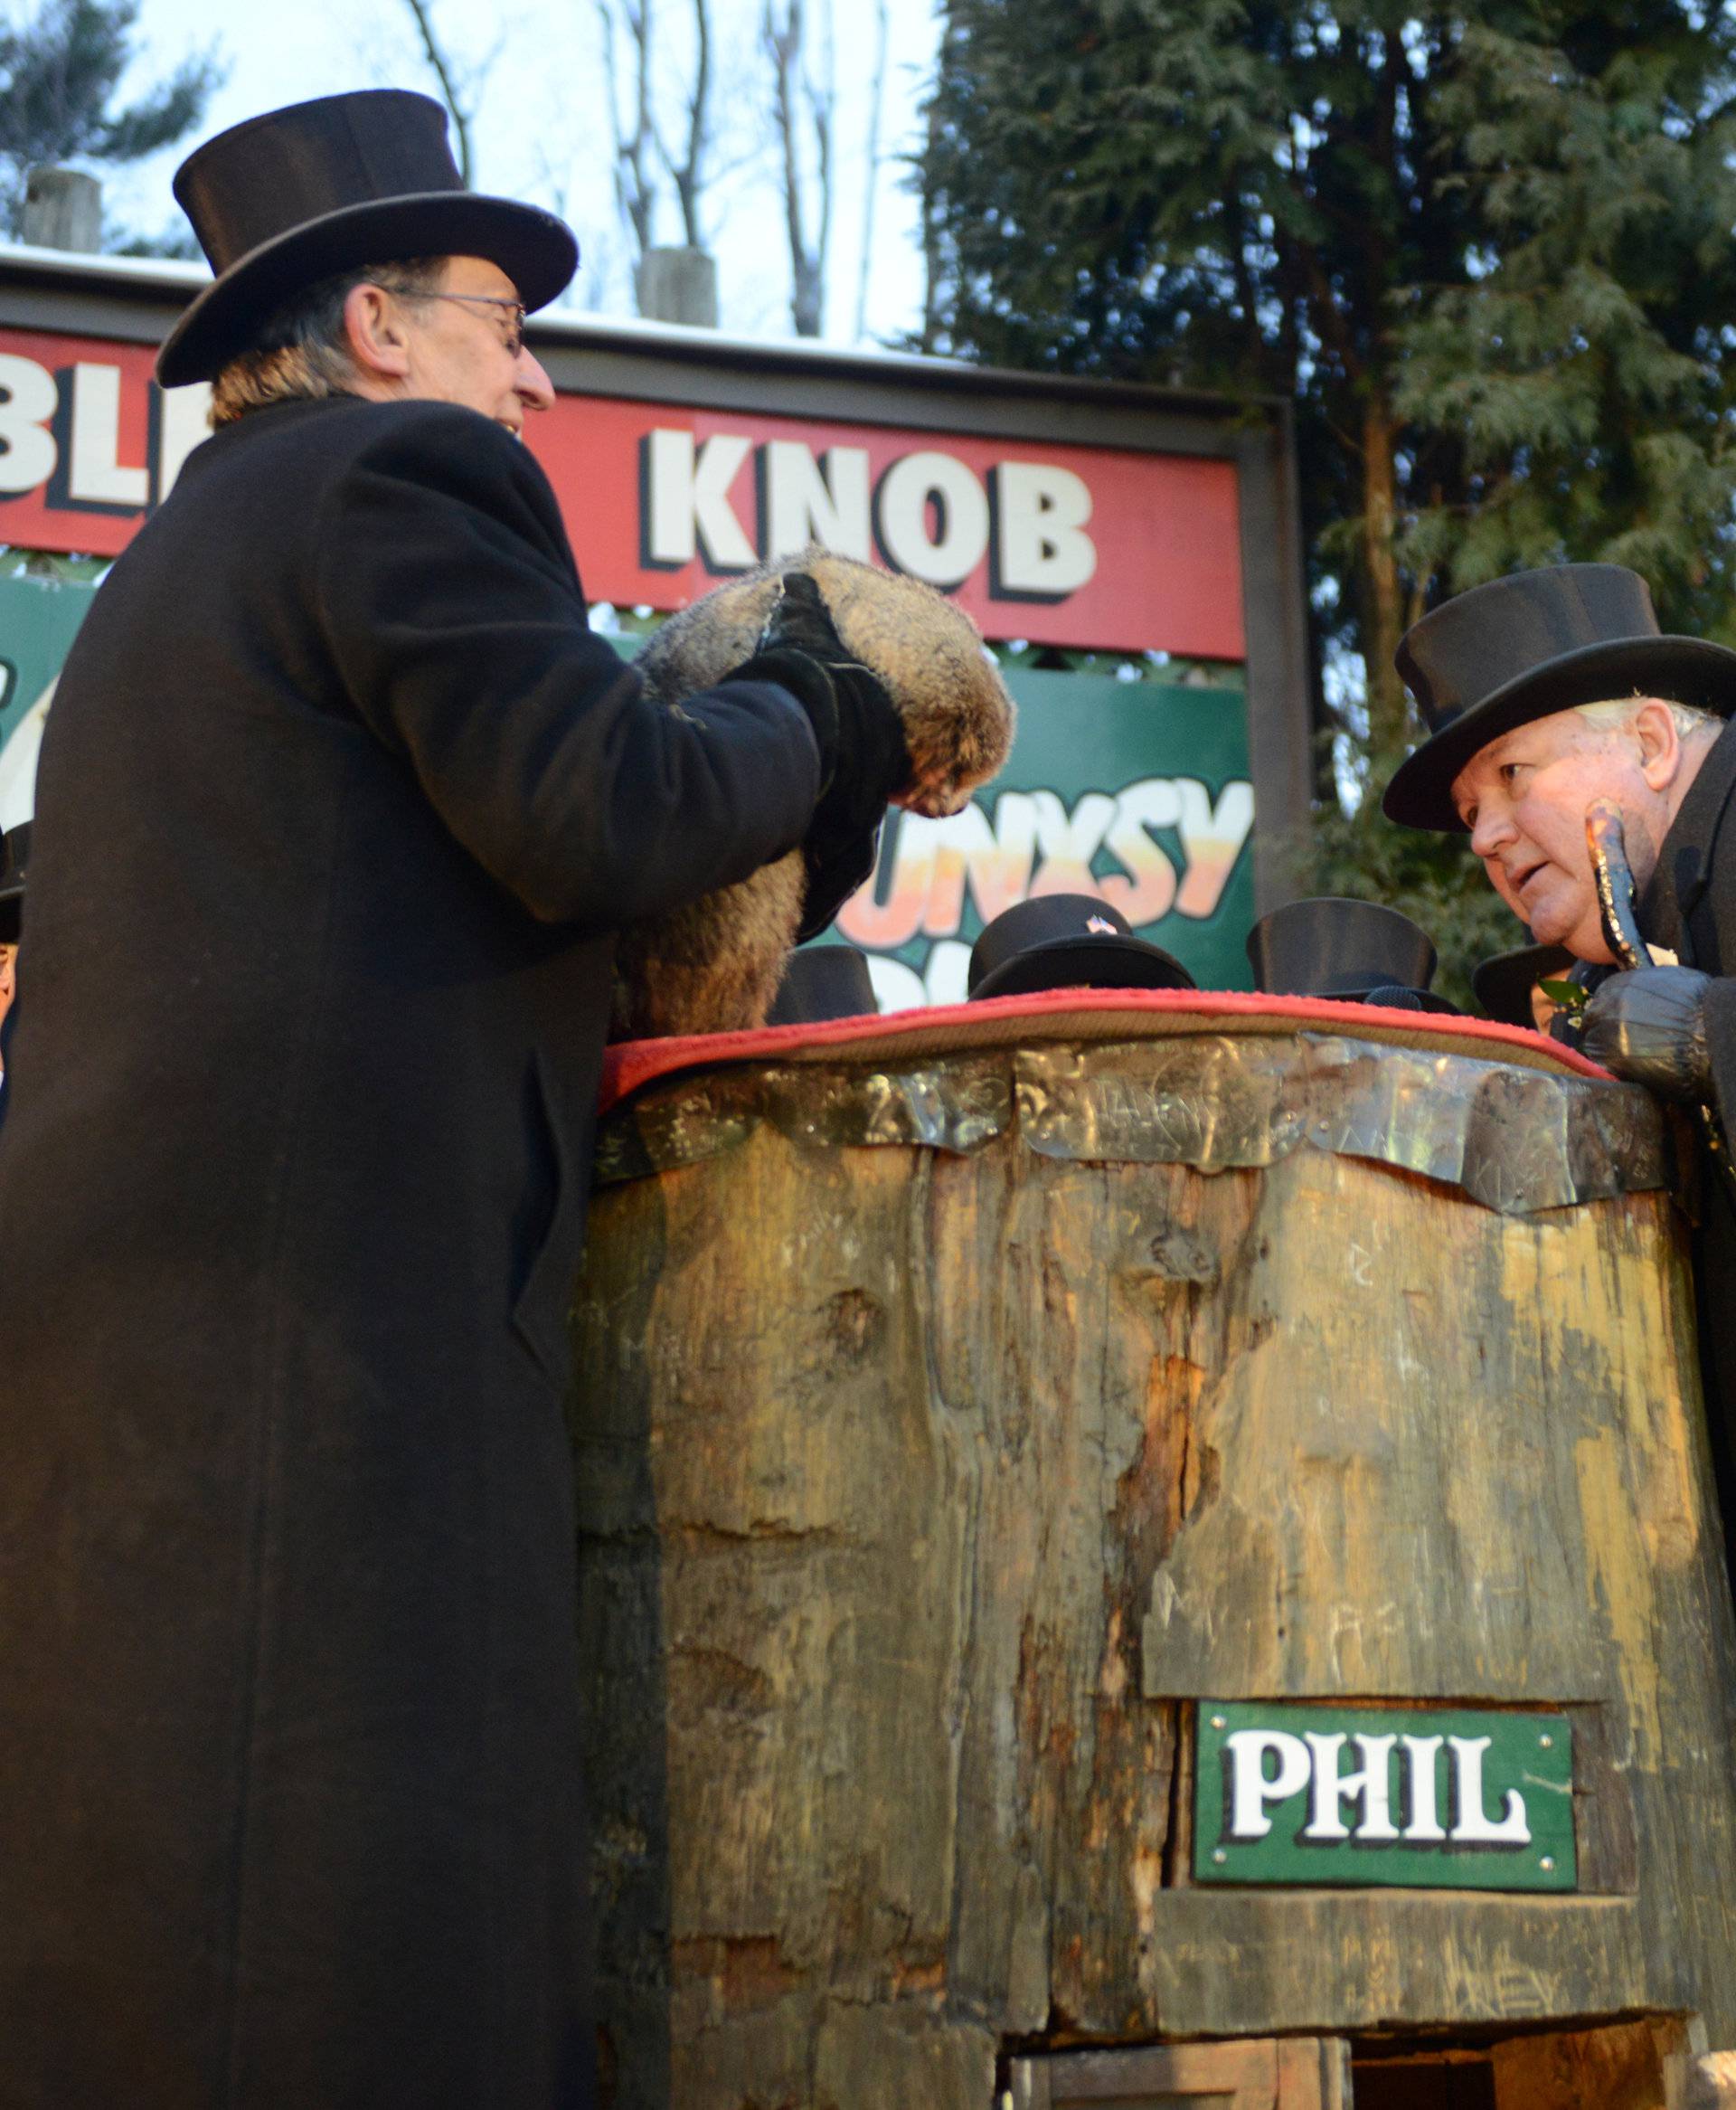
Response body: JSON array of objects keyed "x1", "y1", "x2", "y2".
[
  {"x1": 834, "y1": 664, "x2": 1255, "y2": 1005},
  {"x1": 1194, "y1": 1699, "x2": 1576, "y2": 1892},
  {"x1": 0, "y1": 572, "x2": 100, "y2": 828},
  {"x1": 0, "y1": 604, "x2": 1259, "y2": 1002}
]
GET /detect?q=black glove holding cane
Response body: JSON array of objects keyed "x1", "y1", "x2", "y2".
[
  {"x1": 1574, "y1": 792, "x2": 1736, "y2": 1193},
  {"x1": 1581, "y1": 965, "x2": 1716, "y2": 1100},
  {"x1": 729, "y1": 573, "x2": 912, "y2": 938}
]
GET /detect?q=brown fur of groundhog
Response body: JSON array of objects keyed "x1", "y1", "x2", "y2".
[{"x1": 609, "y1": 549, "x2": 1015, "y2": 1040}]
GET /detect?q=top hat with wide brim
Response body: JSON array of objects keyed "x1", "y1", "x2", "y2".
[
  {"x1": 0, "y1": 821, "x2": 29, "y2": 945},
  {"x1": 1383, "y1": 563, "x2": 1736, "y2": 833},
  {"x1": 767, "y1": 944, "x2": 878, "y2": 1026},
  {"x1": 967, "y1": 893, "x2": 1195, "y2": 1003},
  {"x1": 1246, "y1": 895, "x2": 1458, "y2": 1012},
  {"x1": 157, "y1": 90, "x2": 579, "y2": 387},
  {"x1": 1472, "y1": 941, "x2": 1576, "y2": 1030}
]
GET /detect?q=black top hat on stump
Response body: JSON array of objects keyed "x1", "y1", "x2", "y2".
[
  {"x1": 1384, "y1": 563, "x2": 1736, "y2": 833},
  {"x1": 0, "y1": 822, "x2": 30, "y2": 946},
  {"x1": 967, "y1": 894, "x2": 1194, "y2": 1002},
  {"x1": 157, "y1": 90, "x2": 579, "y2": 387},
  {"x1": 767, "y1": 944, "x2": 878, "y2": 1026},
  {"x1": 1246, "y1": 896, "x2": 1458, "y2": 1014},
  {"x1": 1472, "y1": 942, "x2": 1576, "y2": 1031}
]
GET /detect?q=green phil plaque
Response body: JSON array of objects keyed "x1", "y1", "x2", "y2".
[{"x1": 1194, "y1": 1702, "x2": 1576, "y2": 1891}]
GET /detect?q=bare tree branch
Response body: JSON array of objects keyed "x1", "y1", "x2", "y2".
[
  {"x1": 400, "y1": 0, "x2": 474, "y2": 183},
  {"x1": 807, "y1": 0, "x2": 833, "y2": 328},
  {"x1": 653, "y1": 0, "x2": 712, "y2": 248},
  {"x1": 853, "y1": 0, "x2": 888, "y2": 341},
  {"x1": 763, "y1": 0, "x2": 832, "y2": 336},
  {"x1": 918, "y1": 81, "x2": 944, "y2": 355},
  {"x1": 598, "y1": 0, "x2": 657, "y2": 260},
  {"x1": 600, "y1": 0, "x2": 718, "y2": 300}
]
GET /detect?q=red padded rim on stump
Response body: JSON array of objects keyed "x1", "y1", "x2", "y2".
[{"x1": 599, "y1": 988, "x2": 1612, "y2": 1118}]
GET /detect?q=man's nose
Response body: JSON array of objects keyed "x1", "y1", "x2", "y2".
[
  {"x1": 1469, "y1": 804, "x2": 1516, "y2": 859},
  {"x1": 515, "y1": 349, "x2": 557, "y2": 413}
]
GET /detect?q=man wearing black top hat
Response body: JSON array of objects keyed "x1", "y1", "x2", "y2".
[
  {"x1": 1387, "y1": 563, "x2": 1736, "y2": 1547},
  {"x1": 0, "y1": 91, "x2": 908, "y2": 2110}
]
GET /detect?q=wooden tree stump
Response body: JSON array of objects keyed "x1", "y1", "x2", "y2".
[{"x1": 570, "y1": 1020, "x2": 1736, "y2": 2108}]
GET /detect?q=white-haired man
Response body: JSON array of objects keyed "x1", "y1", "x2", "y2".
[{"x1": 1386, "y1": 562, "x2": 1736, "y2": 1552}]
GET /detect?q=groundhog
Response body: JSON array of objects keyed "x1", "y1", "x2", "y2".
[{"x1": 609, "y1": 548, "x2": 1015, "y2": 1040}]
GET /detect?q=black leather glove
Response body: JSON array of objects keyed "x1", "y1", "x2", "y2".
[
  {"x1": 727, "y1": 573, "x2": 911, "y2": 938},
  {"x1": 1580, "y1": 965, "x2": 1715, "y2": 1100}
]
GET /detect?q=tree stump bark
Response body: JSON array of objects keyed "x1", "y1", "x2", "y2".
[{"x1": 571, "y1": 1025, "x2": 1736, "y2": 2107}]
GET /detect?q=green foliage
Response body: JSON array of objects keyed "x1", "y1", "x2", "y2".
[
  {"x1": 917, "y1": 0, "x2": 1736, "y2": 997},
  {"x1": 0, "y1": 0, "x2": 222, "y2": 245},
  {"x1": 1392, "y1": 16, "x2": 1736, "y2": 636}
]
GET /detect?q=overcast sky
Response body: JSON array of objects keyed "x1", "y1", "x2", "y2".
[{"x1": 96, "y1": 0, "x2": 942, "y2": 344}]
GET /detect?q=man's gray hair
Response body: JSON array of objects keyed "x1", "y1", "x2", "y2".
[
  {"x1": 1574, "y1": 695, "x2": 1721, "y2": 741},
  {"x1": 209, "y1": 258, "x2": 445, "y2": 427}
]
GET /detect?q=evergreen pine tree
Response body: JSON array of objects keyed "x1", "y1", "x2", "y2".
[
  {"x1": 0, "y1": 0, "x2": 221, "y2": 249},
  {"x1": 918, "y1": 2, "x2": 1736, "y2": 994}
]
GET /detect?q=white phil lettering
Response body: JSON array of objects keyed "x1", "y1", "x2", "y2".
[
  {"x1": 762, "y1": 440, "x2": 871, "y2": 563},
  {"x1": 156, "y1": 381, "x2": 213, "y2": 502},
  {"x1": 1224, "y1": 1727, "x2": 1312, "y2": 1840},
  {"x1": 1400, "y1": 1733, "x2": 1447, "y2": 1842},
  {"x1": 1448, "y1": 1735, "x2": 1531, "y2": 1844},
  {"x1": 0, "y1": 353, "x2": 58, "y2": 494},
  {"x1": 994, "y1": 460, "x2": 1097, "y2": 596},
  {"x1": 645, "y1": 428, "x2": 757, "y2": 569},
  {"x1": 875, "y1": 449, "x2": 990, "y2": 587},
  {"x1": 1301, "y1": 1731, "x2": 1401, "y2": 1842},
  {"x1": 67, "y1": 363, "x2": 148, "y2": 507}
]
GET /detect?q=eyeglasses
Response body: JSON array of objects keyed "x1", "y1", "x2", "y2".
[{"x1": 410, "y1": 290, "x2": 529, "y2": 358}]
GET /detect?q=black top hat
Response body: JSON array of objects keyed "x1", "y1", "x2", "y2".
[
  {"x1": 767, "y1": 944, "x2": 878, "y2": 1026},
  {"x1": 967, "y1": 894, "x2": 1195, "y2": 1002},
  {"x1": 157, "y1": 91, "x2": 579, "y2": 387},
  {"x1": 1247, "y1": 896, "x2": 1458, "y2": 1013},
  {"x1": 1471, "y1": 941, "x2": 1575, "y2": 1030},
  {"x1": 1384, "y1": 563, "x2": 1736, "y2": 833},
  {"x1": 0, "y1": 822, "x2": 29, "y2": 945}
]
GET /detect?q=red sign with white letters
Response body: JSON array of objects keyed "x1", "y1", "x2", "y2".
[{"x1": 0, "y1": 326, "x2": 1246, "y2": 658}]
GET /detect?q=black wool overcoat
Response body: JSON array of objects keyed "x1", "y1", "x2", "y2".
[
  {"x1": 0, "y1": 393, "x2": 820, "y2": 2109},
  {"x1": 1640, "y1": 715, "x2": 1736, "y2": 1547}
]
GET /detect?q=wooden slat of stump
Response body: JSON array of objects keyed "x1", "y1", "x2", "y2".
[
  {"x1": 1488, "y1": 2013, "x2": 1692, "y2": 2109},
  {"x1": 571, "y1": 1089, "x2": 1736, "y2": 2108}
]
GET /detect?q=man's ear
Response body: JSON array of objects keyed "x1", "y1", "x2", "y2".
[
  {"x1": 1634, "y1": 697, "x2": 1684, "y2": 791},
  {"x1": 342, "y1": 282, "x2": 413, "y2": 383}
]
